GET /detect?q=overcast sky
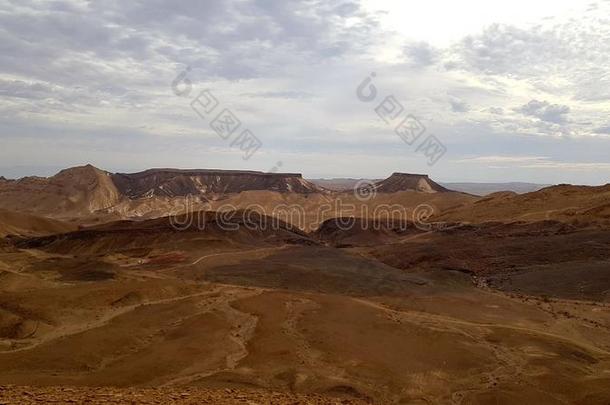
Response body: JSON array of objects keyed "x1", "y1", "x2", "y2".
[{"x1": 1, "y1": 0, "x2": 609, "y2": 184}]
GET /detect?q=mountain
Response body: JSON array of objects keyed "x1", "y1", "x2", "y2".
[
  {"x1": 309, "y1": 173, "x2": 450, "y2": 193},
  {"x1": 311, "y1": 173, "x2": 450, "y2": 193},
  {"x1": 440, "y1": 182, "x2": 550, "y2": 196},
  {"x1": 12, "y1": 165, "x2": 600, "y2": 232},
  {"x1": 112, "y1": 168, "x2": 322, "y2": 198},
  {"x1": 0, "y1": 166, "x2": 464, "y2": 225},
  {"x1": 0, "y1": 164, "x2": 121, "y2": 219},
  {"x1": 373, "y1": 173, "x2": 449, "y2": 193},
  {"x1": 310, "y1": 178, "x2": 551, "y2": 195},
  {"x1": 0, "y1": 166, "x2": 324, "y2": 220},
  {"x1": 439, "y1": 183, "x2": 610, "y2": 226}
]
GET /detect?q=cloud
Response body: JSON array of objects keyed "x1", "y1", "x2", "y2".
[
  {"x1": 0, "y1": 0, "x2": 381, "y2": 84},
  {"x1": 443, "y1": 7, "x2": 610, "y2": 105},
  {"x1": 240, "y1": 91, "x2": 314, "y2": 99},
  {"x1": 403, "y1": 41, "x2": 438, "y2": 67},
  {"x1": 515, "y1": 100, "x2": 570, "y2": 124},
  {"x1": 449, "y1": 97, "x2": 470, "y2": 113},
  {"x1": 455, "y1": 155, "x2": 610, "y2": 171},
  {"x1": 594, "y1": 126, "x2": 610, "y2": 134},
  {"x1": 455, "y1": 156, "x2": 550, "y2": 164},
  {"x1": 448, "y1": 24, "x2": 568, "y2": 77},
  {"x1": 519, "y1": 161, "x2": 610, "y2": 170},
  {"x1": 488, "y1": 107, "x2": 504, "y2": 115},
  {"x1": 0, "y1": 80, "x2": 55, "y2": 100},
  {"x1": 0, "y1": 0, "x2": 609, "y2": 184}
]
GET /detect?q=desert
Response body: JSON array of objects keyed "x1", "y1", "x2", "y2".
[
  {"x1": 2, "y1": 1, "x2": 610, "y2": 403},
  {"x1": 0, "y1": 165, "x2": 608, "y2": 404}
]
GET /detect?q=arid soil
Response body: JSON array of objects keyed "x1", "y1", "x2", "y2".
[
  {"x1": 0, "y1": 385, "x2": 367, "y2": 404},
  {"x1": 0, "y1": 167, "x2": 609, "y2": 404},
  {"x1": 1, "y1": 212, "x2": 609, "y2": 404},
  {"x1": 0, "y1": 210, "x2": 76, "y2": 238}
]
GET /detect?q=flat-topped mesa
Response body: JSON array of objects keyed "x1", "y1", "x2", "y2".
[
  {"x1": 122, "y1": 168, "x2": 304, "y2": 178},
  {"x1": 374, "y1": 172, "x2": 450, "y2": 193},
  {"x1": 111, "y1": 168, "x2": 321, "y2": 199}
]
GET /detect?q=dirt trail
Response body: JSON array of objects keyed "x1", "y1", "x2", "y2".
[
  {"x1": 159, "y1": 288, "x2": 262, "y2": 387},
  {"x1": 353, "y1": 296, "x2": 609, "y2": 404},
  {"x1": 0, "y1": 246, "x2": 287, "y2": 354},
  {"x1": 280, "y1": 298, "x2": 378, "y2": 399},
  {"x1": 171, "y1": 245, "x2": 290, "y2": 270}
]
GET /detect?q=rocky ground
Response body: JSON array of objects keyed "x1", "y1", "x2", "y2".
[{"x1": 0, "y1": 386, "x2": 368, "y2": 404}]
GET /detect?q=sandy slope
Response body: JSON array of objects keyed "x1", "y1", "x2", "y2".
[{"x1": 0, "y1": 209, "x2": 76, "y2": 238}]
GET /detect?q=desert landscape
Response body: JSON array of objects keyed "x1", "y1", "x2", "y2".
[
  {"x1": 2, "y1": 1, "x2": 610, "y2": 403},
  {"x1": 0, "y1": 165, "x2": 608, "y2": 404}
]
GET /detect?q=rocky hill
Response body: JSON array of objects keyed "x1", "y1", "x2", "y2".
[
  {"x1": 0, "y1": 166, "x2": 471, "y2": 225},
  {"x1": 0, "y1": 165, "x2": 121, "y2": 218},
  {"x1": 439, "y1": 183, "x2": 610, "y2": 226},
  {"x1": 0, "y1": 166, "x2": 325, "y2": 219},
  {"x1": 373, "y1": 172, "x2": 450, "y2": 193},
  {"x1": 112, "y1": 168, "x2": 322, "y2": 198}
]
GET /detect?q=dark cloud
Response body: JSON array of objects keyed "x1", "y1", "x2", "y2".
[
  {"x1": 449, "y1": 98, "x2": 470, "y2": 113},
  {"x1": 0, "y1": 0, "x2": 380, "y2": 85},
  {"x1": 515, "y1": 100, "x2": 570, "y2": 124}
]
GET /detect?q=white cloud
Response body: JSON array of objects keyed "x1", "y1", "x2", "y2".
[{"x1": 455, "y1": 156, "x2": 551, "y2": 164}]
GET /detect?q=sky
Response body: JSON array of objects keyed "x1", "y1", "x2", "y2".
[{"x1": 1, "y1": 0, "x2": 609, "y2": 184}]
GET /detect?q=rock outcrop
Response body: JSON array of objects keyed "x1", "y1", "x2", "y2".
[
  {"x1": 111, "y1": 168, "x2": 322, "y2": 199},
  {"x1": 373, "y1": 173, "x2": 449, "y2": 193}
]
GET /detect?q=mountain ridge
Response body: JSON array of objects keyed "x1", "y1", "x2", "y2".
[{"x1": 112, "y1": 168, "x2": 319, "y2": 198}]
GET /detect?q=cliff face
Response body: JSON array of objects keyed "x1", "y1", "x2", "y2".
[
  {"x1": 374, "y1": 173, "x2": 450, "y2": 193},
  {"x1": 0, "y1": 166, "x2": 324, "y2": 219},
  {"x1": 111, "y1": 169, "x2": 322, "y2": 198},
  {"x1": 0, "y1": 166, "x2": 455, "y2": 222}
]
